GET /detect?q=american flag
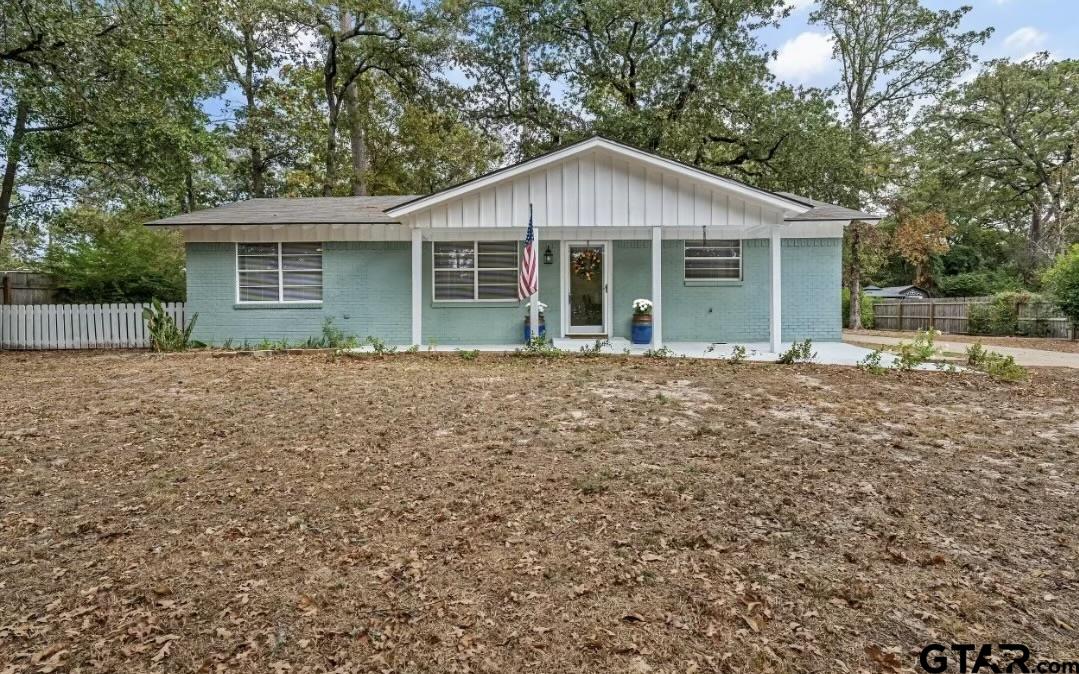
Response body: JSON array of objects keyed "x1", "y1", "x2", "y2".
[{"x1": 518, "y1": 206, "x2": 538, "y2": 300}]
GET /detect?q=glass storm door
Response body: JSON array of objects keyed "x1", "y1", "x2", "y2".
[{"x1": 567, "y1": 243, "x2": 606, "y2": 334}]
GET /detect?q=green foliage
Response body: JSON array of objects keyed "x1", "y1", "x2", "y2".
[
  {"x1": 857, "y1": 349, "x2": 887, "y2": 375},
  {"x1": 321, "y1": 319, "x2": 358, "y2": 349},
  {"x1": 363, "y1": 335, "x2": 397, "y2": 355},
  {"x1": 643, "y1": 346, "x2": 676, "y2": 359},
  {"x1": 935, "y1": 270, "x2": 1023, "y2": 297},
  {"x1": 966, "y1": 343, "x2": 1027, "y2": 381},
  {"x1": 142, "y1": 298, "x2": 199, "y2": 352},
  {"x1": 577, "y1": 339, "x2": 610, "y2": 357},
  {"x1": 514, "y1": 336, "x2": 563, "y2": 358},
  {"x1": 967, "y1": 292, "x2": 1052, "y2": 337},
  {"x1": 42, "y1": 209, "x2": 186, "y2": 303},
  {"x1": 457, "y1": 349, "x2": 480, "y2": 361},
  {"x1": 729, "y1": 345, "x2": 747, "y2": 364},
  {"x1": 981, "y1": 353, "x2": 1028, "y2": 382},
  {"x1": 776, "y1": 340, "x2": 815, "y2": 365},
  {"x1": 842, "y1": 289, "x2": 876, "y2": 329},
  {"x1": 1042, "y1": 245, "x2": 1079, "y2": 338},
  {"x1": 895, "y1": 329, "x2": 939, "y2": 370}
]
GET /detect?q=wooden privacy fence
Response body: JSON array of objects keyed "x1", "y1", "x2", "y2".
[
  {"x1": 0, "y1": 302, "x2": 187, "y2": 350},
  {"x1": 873, "y1": 296, "x2": 1074, "y2": 339},
  {"x1": 1, "y1": 271, "x2": 55, "y2": 305}
]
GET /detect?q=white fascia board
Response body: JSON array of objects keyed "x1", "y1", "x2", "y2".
[{"x1": 386, "y1": 137, "x2": 808, "y2": 219}]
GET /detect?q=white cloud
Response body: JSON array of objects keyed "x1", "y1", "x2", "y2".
[
  {"x1": 1003, "y1": 26, "x2": 1047, "y2": 52},
  {"x1": 769, "y1": 31, "x2": 834, "y2": 84},
  {"x1": 787, "y1": 0, "x2": 816, "y2": 11}
]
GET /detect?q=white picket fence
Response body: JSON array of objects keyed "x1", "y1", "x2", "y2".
[{"x1": 0, "y1": 302, "x2": 187, "y2": 350}]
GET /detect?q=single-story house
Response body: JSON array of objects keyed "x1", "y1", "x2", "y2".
[
  {"x1": 863, "y1": 285, "x2": 930, "y2": 300},
  {"x1": 147, "y1": 136, "x2": 880, "y2": 351}
]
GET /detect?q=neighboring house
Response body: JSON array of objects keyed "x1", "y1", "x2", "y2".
[
  {"x1": 147, "y1": 136, "x2": 880, "y2": 350},
  {"x1": 863, "y1": 285, "x2": 930, "y2": 300}
]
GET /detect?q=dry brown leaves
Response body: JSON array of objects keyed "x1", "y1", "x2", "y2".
[{"x1": 0, "y1": 351, "x2": 1077, "y2": 672}]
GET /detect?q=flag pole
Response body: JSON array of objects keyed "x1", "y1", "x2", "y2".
[{"x1": 529, "y1": 203, "x2": 540, "y2": 340}]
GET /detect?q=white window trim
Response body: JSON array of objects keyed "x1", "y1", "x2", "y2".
[
  {"x1": 235, "y1": 242, "x2": 324, "y2": 304},
  {"x1": 432, "y1": 240, "x2": 520, "y2": 303},
  {"x1": 683, "y1": 239, "x2": 742, "y2": 282}
]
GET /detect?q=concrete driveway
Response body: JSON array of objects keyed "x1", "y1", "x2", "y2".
[{"x1": 844, "y1": 332, "x2": 1079, "y2": 369}]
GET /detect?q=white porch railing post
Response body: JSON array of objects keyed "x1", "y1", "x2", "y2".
[
  {"x1": 651, "y1": 226, "x2": 662, "y2": 348},
  {"x1": 770, "y1": 227, "x2": 782, "y2": 354},
  {"x1": 411, "y1": 228, "x2": 423, "y2": 346},
  {"x1": 530, "y1": 223, "x2": 541, "y2": 340}
]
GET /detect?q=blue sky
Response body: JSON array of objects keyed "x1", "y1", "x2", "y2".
[{"x1": 766, "y1": 0, "x2": 1076, "y2": 87}]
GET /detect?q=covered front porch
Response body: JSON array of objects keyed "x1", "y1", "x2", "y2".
[{"x1": 407, "y1": 224, "x2": 792, "y2": 353}]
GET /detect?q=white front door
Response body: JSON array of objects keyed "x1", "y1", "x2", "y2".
[{"x1": 564, "y1": 241, "x2": 609, "y2": 335}]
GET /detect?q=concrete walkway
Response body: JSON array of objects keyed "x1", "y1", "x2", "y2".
[
  {"x1": 353, "y1": 339, "x2": 906, "y2": 367},
  {"x1": 844, "y1": 332, "x2": 1079, "y2": 369}
]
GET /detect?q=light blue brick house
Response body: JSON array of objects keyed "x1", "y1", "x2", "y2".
[{"x1": 148, "y1": 137, "x2": 879, "y2": 350}]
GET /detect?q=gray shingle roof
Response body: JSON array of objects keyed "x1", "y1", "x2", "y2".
[
  {"x1": 145, "y1": 196, "x2": 421, "y2": 226},
  {"x1": 778, "y1": 192, "x2": 882, "y2": 222},
  {"x1": 146, "y1": 189, "x2": 876, "y2": 227}
]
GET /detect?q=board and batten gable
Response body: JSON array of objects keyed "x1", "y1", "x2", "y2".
[{"x1": 396, "y1": 147, "x2": 789, "y2": 235}]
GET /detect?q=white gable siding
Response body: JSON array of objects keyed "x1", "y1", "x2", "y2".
[{"x1": 401, "y1": 149, "x2": 783, "y2": 230}]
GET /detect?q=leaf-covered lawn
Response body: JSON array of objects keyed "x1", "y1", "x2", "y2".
[{"x1": 1, "y1": 352, "x2": 1077, "y2": 673}]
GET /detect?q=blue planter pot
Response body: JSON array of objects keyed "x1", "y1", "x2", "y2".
[
  {"x1": 524, "y1": 320, "x2": 546, "y2": 342},
  {"x1": 631, "y1": 321, "x2": 652, "y2": 345}
]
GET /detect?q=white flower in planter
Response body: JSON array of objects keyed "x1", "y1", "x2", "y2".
[
  {"x1": 526, "y1": 301, "x2": 548, "y2": 318},
  {"x1": 632, "y1": 298, "x2": 653, "y2": 315}
]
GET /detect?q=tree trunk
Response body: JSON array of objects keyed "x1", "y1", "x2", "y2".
[
  {"x1": 847, "y1": 226, "x2": 863, "y2": 330},
  {"x1": 341, "y1": 13, "x2": 368, "y2": 197},
  {"x1": 184, "y1": 171, "x2": 196, "y2": 213},
  {"x1": 1029, "y1": 202, "x2": 1043, "y2": 261},
  {"x1": 322, "y1": 35, "x2": 339, "y2": 198},
  {"x1": 242, "y1": 29, "x2": 267, "y2": 198},
  {"x1": 323, "y1": 107, "x2": 338, "y2": 197},
  {"x1": 0, "y1": 100, "x2": 29, "y2": 249},
  {"x1": 251, "y1": 144, "x2": 265, "y2": 198}
]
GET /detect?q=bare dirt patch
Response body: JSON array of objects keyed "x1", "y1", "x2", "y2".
[{"x1": 1, "y1": 351, "x2": 1077, "y2": 672}]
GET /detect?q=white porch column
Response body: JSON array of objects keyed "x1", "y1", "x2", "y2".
[
  {"x1": 529, "y1": 224, "x2": 541, "y2": 340},
  {"x1": 651, "y1": 226, "x2": 663, "y2": 348},
  {"x1": 769, "y1": 226, "x2": 782, "y2": 354},
  {"x1": 411, "y1": 228, "x2": 423, "y2": 346}
]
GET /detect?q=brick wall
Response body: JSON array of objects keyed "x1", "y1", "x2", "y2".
[{"x1": 185, "y1": 242, "x2": 411, "y2": 345}]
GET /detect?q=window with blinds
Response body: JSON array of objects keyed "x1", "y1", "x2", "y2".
[
  {"x1": 236, "y1": 243, "x2": 323, "y2": 303},
  {"x1": 433, "y1": 241, "x2": 519, "y2": 301}
]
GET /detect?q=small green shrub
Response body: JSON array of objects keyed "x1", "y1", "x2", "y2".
[
  {"x1": 729, "y1": 344, "x2": 747, "y2": 364},
  {"x1": 364, "y1": 335, "x2": 397, "y2": 355},
  {"x1": 776, "y1": 340, "x2": 815, "y2": 364},
  {"x1": 981, "y1": 352, "x2": 1028, "y2": 382},
  {"x1": 321, "y1": 318, "x2": 358, "y2": 349},
  {"x1": 578, "y1": 339, "x2": 610, "y2": 357},
  {"x1": 142, "y1": 298, "x2": 199, "y2": 352},
  {"x1": 966, "y1": 343, "x2": 1028, "y2": 381},
  {"x1": 457, "y1": 349, "x2": 480, "y2": 361},
  {"x1": 514, "y1": 336, "x2": 564, "y2": 358},
  {"x1": 966, "y1": 342, "x2": 987, "y2": 367},
  {"x1": 643, "y1": 345, "x2": 675, "y2": 359},
  {"x1": 858, "y1": 349, "x2": 887, "y2": 375},
  {"x1": 896, "y1": 329, "x2": 939, "y2": 370}
]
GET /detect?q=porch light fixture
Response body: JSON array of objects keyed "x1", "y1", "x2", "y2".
[{"x1": 543, "y1": 245, "x2": 553, "y2": 265}]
